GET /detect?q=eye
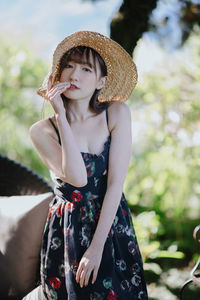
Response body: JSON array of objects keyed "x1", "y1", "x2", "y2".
[
  {"x1": 83, "y1": 67, "x2": 92, "y2": 72},
  {"x1": 65, "y1": 63, "x2": 73, "y2": 68}
]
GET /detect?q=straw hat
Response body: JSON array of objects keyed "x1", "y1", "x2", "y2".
[{"x1": 37, "y1": 31, "x2": 138, "y2": 102}]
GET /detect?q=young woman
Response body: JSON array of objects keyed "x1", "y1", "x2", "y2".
[{"x1": 30, "y1": 31, "x2": 148, "y2": 300}]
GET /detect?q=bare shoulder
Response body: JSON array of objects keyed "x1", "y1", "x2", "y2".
[
  {"x1": 108, "y1": 102, "x2": 131, "y2": 130},
  {"x1": 29, "y1": 115, "x2": 54, "y2": 139}
]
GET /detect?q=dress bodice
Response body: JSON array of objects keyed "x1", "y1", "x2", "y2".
[{"x1": 50, "y1": 135, "x2": 111, "y2": 201}]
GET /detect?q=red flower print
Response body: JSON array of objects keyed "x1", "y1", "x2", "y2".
[
  {"x1": 49, "y1": 277, "x2": 61, "y2": 289},
  {"x1": 108, "y1": 290, "x2": 118, "y2": 300},
  {"x1": 56, "y1": 203, "x2": 65, "y2": 217},
  {"x1": 47, "y1": 205, "x2": 54, "y2": 220},
  {"x1": 81, "y1": 206, "x2": 86, "y2": 213},
  {"x1": 66, "y1": 201, "x2": 75, "y2": 212},
  {"x1": 71, "y1": 190, "x2": 82, "y2": 202}
]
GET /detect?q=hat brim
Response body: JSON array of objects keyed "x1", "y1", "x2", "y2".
[{"x1": 37, "y1": 31, "x2": 138, "y2": 102}]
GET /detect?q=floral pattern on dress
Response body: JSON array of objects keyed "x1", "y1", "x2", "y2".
[{"x1": 40, "y1": 135, "x2": 148, "y2": 299}]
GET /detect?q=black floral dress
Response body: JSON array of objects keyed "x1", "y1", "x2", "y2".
[{"x1": 40, "y1": 109, "x2": 148, "y2": 300}]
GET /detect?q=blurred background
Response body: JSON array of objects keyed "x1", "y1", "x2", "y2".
[{"x1": 0, "y1": 0, "x2": 200, "y2": 298}]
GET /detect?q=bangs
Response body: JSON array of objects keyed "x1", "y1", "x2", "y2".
[{"x1": 62, "y1": 46, "x2": 97, "y2": 72}]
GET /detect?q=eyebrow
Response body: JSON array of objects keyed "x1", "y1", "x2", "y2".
[
  {"x1": 80, "y1": 61, "x2": 94, "y2": 69},
  {"x1": 68, "y1": 59, "x2": 94, "y2": 69}
]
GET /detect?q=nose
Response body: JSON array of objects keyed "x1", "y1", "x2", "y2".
[{"x1": 70, "y1": 65, "x2": 79, "y2": 81}]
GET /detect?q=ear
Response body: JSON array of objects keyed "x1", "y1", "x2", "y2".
[{"x1": 96, "y1": 76, "x2": 107, "y2": 90}]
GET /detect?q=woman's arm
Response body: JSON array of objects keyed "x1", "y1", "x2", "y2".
[
  {"x1": 30, "y1": 80, "x2": 87, "y2": 187},
  {"x1": 29, "y1": 113, "x2": 87, "y2": 187},
  {"x1": 90, "y1": 101, "x2": 132, "y2": 250}
]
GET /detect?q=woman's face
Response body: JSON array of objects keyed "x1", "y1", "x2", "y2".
[{"x1": 59, "y1": 51, "x2": 106, "y2": 102}]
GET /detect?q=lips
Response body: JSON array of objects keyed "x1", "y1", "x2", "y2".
[{"x1": 68, "y1": 83, "x2": 79, "y2": 90}]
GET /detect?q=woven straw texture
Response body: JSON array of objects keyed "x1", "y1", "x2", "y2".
[{"x1": 37, "y1": 31, "x2": 138, "y2": 102}]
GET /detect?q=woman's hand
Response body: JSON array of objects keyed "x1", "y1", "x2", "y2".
[
  {"x1": 45, "y1": 76, "x2": 70, "y2": 114},
  {"x1": 76, "y1": 245, "x2": 103, "y2": 287}
]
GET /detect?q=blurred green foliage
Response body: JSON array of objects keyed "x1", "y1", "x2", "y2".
[
  {"x1": 125, "y1": 29, "x2": 200, "y2": 298},
  {"x1": 0, "y1": 30, "x2": 200, "y2": 298},
  {"x1": 0, "y1": 35, "x2": 53, "y2": 182}
]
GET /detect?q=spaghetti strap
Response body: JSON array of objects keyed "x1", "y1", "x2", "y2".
[
  {"x1": 106, "y1": 107, "x2": 109, "y2": 126},
  {"x1": 105, "y1": 108, "x2": 111, "y2": 137},
  {"x1": 48, "y1": 117, "x2": 61, "y2": 145},
  {"x1": 105, "y1": 108, "x2": 108, "y2": 125}
]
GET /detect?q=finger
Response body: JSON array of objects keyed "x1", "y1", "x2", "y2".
[
  {"x1": 46, "y1": 81, "x2": 68, "y2": 98},
  {"x1": 92, "y1": 267, "x2": 98, "y2": 284},
  {"x1": 76, "y1": 269, "x2": 81, "y2": 283},
  {"x1": 57, "y1": 81, "x2": 70, "y2": 86},
  {"x1": 79, "y1": 268, "x2": 87, "y2": 288},
  {"x1": 49, "y1": 90, "x2": 65, "y2": 101},
  {"x1": 48, "y1": 84, "x2": 69, "y2": 97},
  {"x1": 57, "y1": 84, "x2": 70, "y2": 93},
  {"x1": 46, "y1": 91, "x2": 55, "y2": 102},
  {"x1": 45, "y1": 92, "x2": 53, "y2": 102},
  {"x1": 47, "y1": 86, "x2": 68, "y2": 100},
  {"x1": 54, "y1": 82, "x2": 70, "y2": 90},
  {"x1": 76, "y1": 263, "x2": 84, "y2": 283},
  {"x1": 83, "y1": 268, "x2": 92, "y2": 286}
]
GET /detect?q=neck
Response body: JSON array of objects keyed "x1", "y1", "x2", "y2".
[{"x1": 64, "y1": 98, "x2": 95, "y2": 123}]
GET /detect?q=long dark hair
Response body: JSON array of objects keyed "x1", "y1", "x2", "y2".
[{"x1": 58, "y1": 46, "x2": 110, "y2": 113}]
